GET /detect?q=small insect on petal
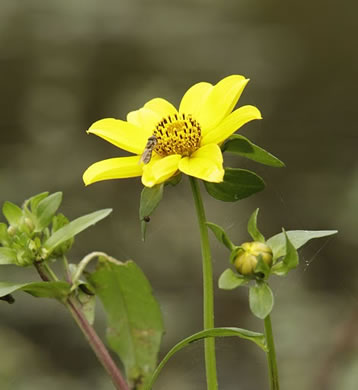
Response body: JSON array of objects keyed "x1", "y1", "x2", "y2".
[{"x1": 140, "y1": 135, "x2": 158, "y2": 164}]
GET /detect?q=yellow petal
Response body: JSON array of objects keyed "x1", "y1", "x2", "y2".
[
  {"x1": 191, "y1": 143, "x2": 223, "y2": 165},
  {"x1": 178, "y1": 144, "x2": 224, "y2": 183},
  {"x1": 144, "y1": 98, "x2": 178, "y2": 117},
  {"x1": 179, "y1": 82, "x2": 213, "y2": 116},
  {"x1": 196, "y1": 75, "x2": 249, "y2": 133},
  {"x1": 126, "y1": 108, "x2": 161, "y2": 134},
  {"x1": 201, "y1": 105, "x2": 262, "y2": 146},
  {"x1": 127, "y1": 98, "x2": 177, "y2": 132},
  {"x1": 142, "y1": 154, "x2": 181, "y2": 187},
  {"x1": 88, "y1": 119, "x2": 148, "y2": 154},
  {"x1": 83, "y1": 156, "x2": 142, "y2": 185}
]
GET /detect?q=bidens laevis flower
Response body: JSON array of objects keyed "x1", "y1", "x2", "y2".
[{"x1": 83, "y1": 75, "x2": 261, "y2": 188}]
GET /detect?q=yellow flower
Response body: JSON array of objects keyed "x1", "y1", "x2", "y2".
[{"x1": 83, "y1": 75, "x2": 262, "y2": 188}]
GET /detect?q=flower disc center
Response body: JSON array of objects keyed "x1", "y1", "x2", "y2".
[{"x1": 152, "y1": 113, "x2": 201, "y2": 157}]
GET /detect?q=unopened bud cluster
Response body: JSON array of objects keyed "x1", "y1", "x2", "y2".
[
  {"x1": 234, "y1": 241, "x2": 273, "y2": 276},
  {"x1": 0, "y1": 194, "x2": 73, "y2": 267}
]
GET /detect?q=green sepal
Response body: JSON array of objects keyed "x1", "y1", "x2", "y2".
[
  {"x1": 146, "y1": 327, "x2": 267, "y2": 389},
  {"x1": 271, "y1": 230, "x2": 299, "y2": 276},
  {"x1": 247, "y1": 208, "x2": 265, "y2": 242},
  {"x1": 87, "y1": 260, "x2": 164, "y2": 390},
  {"x1": 2, "y1": 201, "x2": 22, "y2": 226},
  {"x1": 0, "y1": 247, "x2": 18, "y2": 265},
  {"x1": 0, "y1": 281, "x2": 71, "y2": 300},
  {"x1": 249, "y1": 282, "x2": 274, "y2": 319},
  {"x1": 229, "y1": 246, "x2": 242, "y2": 264},
  {"x1": 44, "y1": 208, "x2": 112, "y2": 254},
  {"x1": 206, "y1": 222, "x2": 235, "y2": 250},
  {"x1": 35, "y1": 192, "x2": 63, "y2": 231},
  {"x1": 267, "y1": 229, "x2": 338, "y2": 262},
  {"x1": 204, "y1": 168, "x2": 265, "y2": 202},
  {"x1": 139, "y1": 184, "x2": 164, "y2": 241},
  {"x1": 254, "y1": 254, "x2": 271, "y2": 279},
  {"x1": 222, "y1": 134, "x2": 285, "y2": 167},
  {"x1": 218, "y1": 269, "x2": 248, "y2": 290}
]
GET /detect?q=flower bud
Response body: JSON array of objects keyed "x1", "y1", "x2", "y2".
[
  {"x1": 7, "y1": 225, "x2": 17, "y2": 236},
  {"x1": 234, "y1": 242, "x2": 273, "y2": 276},
  {"x1": 23, "y1": 217, "x2": 35, "y2": 232}
]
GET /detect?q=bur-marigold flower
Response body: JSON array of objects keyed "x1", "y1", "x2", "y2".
[{"x1": 83, "y1": 75, "x2": 261, "y2": 188}]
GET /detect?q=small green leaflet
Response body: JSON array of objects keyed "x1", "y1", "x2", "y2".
[
  {"x1": 267, "y1": 230, "x2": 338, "y2": 261},
  {"x1": 206, "y1": 222, "x2": 235, "y2": 250},
  {"x1": 44, "y1": 208, "x2": 112, "y2": 253},
  {"x1": 0, "y1": 281, "x2": 71, "y2": 300},
  {"x1": 218, "y1": 269, "x2": 248, "y2": 290},
  {"x1": 35, "y1": 192, "x2": 63, "y2": 230},
  {"x1": 2, "y1": 201, "x2": 23, "y2": 226},
  {"x1": 205, "y1": 168, "x2": 265, "y2": 202},
  {"x1": 0, "y1": 248, "x2": 17, "y2": 265},
  {"x1": 247, "y1": 208, "x2": 265, "y2": 243},
  {"x1": 222, "y1": 134, "x2": 285, "y2": 167},
  {"x1": 249, "y1": 282, "x2": 274, "y2": 319}
]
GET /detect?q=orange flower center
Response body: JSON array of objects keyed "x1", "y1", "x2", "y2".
[{"x1": 152, "y1": 113, "x2": 201, "y2": 157}]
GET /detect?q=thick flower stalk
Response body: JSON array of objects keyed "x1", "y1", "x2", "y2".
[{"x1": 83, "y1": 75, "x2": 261, "y2": 187}]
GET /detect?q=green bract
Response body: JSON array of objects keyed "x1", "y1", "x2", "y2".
[
  {"x1": 0, "y1": 191, "x2": 112, "y2": 266},
  {"x1": 209, "y1": 208, "x2": 337, "y2": 318}
]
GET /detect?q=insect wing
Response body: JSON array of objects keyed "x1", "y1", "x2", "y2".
[{"x1": 140, "y1": 149, "x2": 153, "y2": 164}]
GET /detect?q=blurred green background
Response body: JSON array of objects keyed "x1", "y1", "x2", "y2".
[{"x1": 0, "y1": 1, "x2": 357, "y2": 389}]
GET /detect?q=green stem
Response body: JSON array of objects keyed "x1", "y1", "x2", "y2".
[
  {"x1": 264, "y1": 314, "x2": 280, "y2": 390},
  {"x1": 35, "y1": 262, "x2": 129, "y2": 390},
  {"x1": 189, "y1": 177, "x2": 218, "y2": 390}
]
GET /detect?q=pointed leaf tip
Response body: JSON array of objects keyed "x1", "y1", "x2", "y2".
[
  {"x1": 247, "y1": 208, "x2": 265, "y2": 242},
  {"x1": 206, "y1": 222, "x2": 235, "y2": 250}
]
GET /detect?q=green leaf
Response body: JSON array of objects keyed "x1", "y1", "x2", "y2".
[
  {"x1": 29, "y1": 192, "x2": 49, "y2": 213},
  {"x1": 218, "y1": 269, "x2": 247, "y2": 290},
  {"x1": 271, "y1": 231, "x2": 299, "y2": 276},
  {"x1": 249, "y1": 282, "x2": 274, "y2": 319},
  {"x1": 206, "y1": 222, "x2": 235, "y2": 250},
  {"x1": 146, "y1": 327, "x2": 267, "y2": 389},
  {"x1": 2, "y1": 201, "x2": 23, "y2": 226},
  {"x1": 222, "y1": 134, "x2": 285, "y2": 167},
  {"x1": 204, "y1": 168, "x2": 265, "y2": 202},
  {"x1": 267, "y1": 230, "x2": 338, "y2": 261},
  {"x1": 247, "y1": 208, "x2": 265, "y2": 242},
  {"x1": 0, "y1": 248, "x2": 18, "y2": 265},
  {"x1": 44, "y1": 208, "x2": 112, "y2": 252},
  {"x1": 0, "y1": 281, "x2": 71, "y2": 300},
  {"x1": 35, "y1": 192, "x2": 63, "y2": 230},
  {"x1": 87, "y1": 260, "x2": 164, "y2": 390}
]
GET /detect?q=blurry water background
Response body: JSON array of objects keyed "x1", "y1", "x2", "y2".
[{"x1": 0, "y1": 1, "x2": 357, "y2": 389}]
